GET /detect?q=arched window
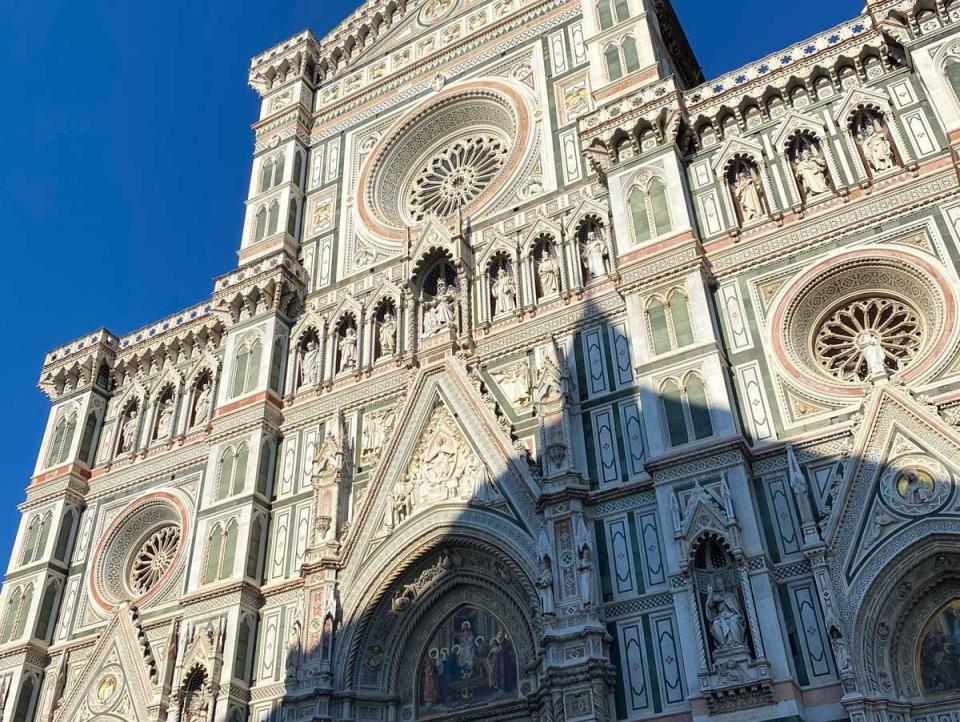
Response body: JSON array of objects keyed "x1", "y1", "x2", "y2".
[
  {"x1": 232, "y1": 444, "x2": 249, "y2": 496},
  {"x1": 203, "y1": 526, "x2": 223, "y2": 584},
  {"x1": 629, "y1": 177, "x2": 672, "y2": 243},
  {"x1": 234, "y1": 617, "x2": 255, "y2": 682},
  {"x1": 622, "y1": 37, "x2": 640, "y2": 73},
  {"x1": 216, "y1": 448, "x2": 235, "y2": 501},
  {"x1": 596, "y1": 0, "x2": 629, "y2": 29},
  {"x1": 256, "y1": 440, "x2": 274, "y2": 496},
  {"x1": 1, "y1": 587, "x2": 23, "y2": 643},
  {"x1": 78, "y1": 412, "x2": 99, "y2": 464},
  {"x1": 24, "y1": 514, "x2": 52, "y2": 565},
  {"x1": 273, "y1": 154, "x2": 285, "y2": 187},
  {"x1": 946, "y1": 58, "x2": 960, "y2": 104},
  {"x1": 245, "y1": 516, "x2": 265, "y2": 581},
  {"x1": 259, "y1": 158, "x2": 273, "y2": 193},
  {"x1": 34, "y1": 582, "x2": 59, "y2": 642},
  {"x1": 269, "y1": 337, "x2": 285, "y2": 393},
  {"x1": 646, "y1": 299, "x2": 671, "y2": 355},
  {"x1": 53, "y1": 509, "x2": 77, "y2": 562},
  {"x1": 661, "y1": 380, "x2": 688, "y2": 446},
  {"x1": 293, "y1": 152, "x2": 305, "y2": 189},
  {"x1": 669, "y1": 292, "x2": 694, "y2": 347},
  {"x1": 11, "y1": 677, "x2": 36, "y2": 722},
  {"x1": 45, "y1": 411, "x2": 77, "y2": 468},
  {"x1": 267, "y1": 201, "x2": 280, "y2": 236},
  {"x1": 20, "y1": 518, "x2": 39, "y2": 566},
  {"x1": 605, "y1": 44, "x2": 623, "y2": 81},
  {"x1": 286, "y1": 198, "x2": 300, "y2": 238},
  {"x1": 220, "y1": 522, "x2": 238, "y2": 579},
  {"x1": 13, "y1": 585, "x2": 33, "y2": 640},
  {"x1": 232, "y1": 336, "x2": 263, "y2": 398},
  {"x1": 254, "y1": 207, "x2": 267, "y2": 243},
  {"x1": 660, "y1": 374, "x2": 714, "y2": 447}
]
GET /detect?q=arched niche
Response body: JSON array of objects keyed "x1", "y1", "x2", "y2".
[{"x1": 341, "y1": 542, "x2": 539, "y2": 721}]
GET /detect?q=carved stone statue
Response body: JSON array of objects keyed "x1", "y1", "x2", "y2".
[
  {"x1": 155, "y1": 398, "x2": 174, "y2": 440},
  {"x1": 793, "y1": 147, "x2": 830, "y2": 196},
  {"x1": 538, "y1": 246, "x2": 560, "y2": 296},
  {"x1": 285, "y1": 620, "x2": 302, "y2": 682},
  {"x1": 705, "y1": 578, "x2": 746, "y2": 650},
  {"x1": 828, "y1": 625, "x2": 851, "y2": 673},
  {"x1": 300, "y1": 339, "x2": 320, "y2": 387},
  {"x1": 861, "y1": 122, "x2": 896, "y2": 173},
  {"x1": 574, "y1": 517, "x2": 594, "y2": 608},
  {"x1": 338, "y1": 328, "x2": 358, "y2": 372},
  {"x1": 491, "y1": 361, "x2": 532, "y2": 408},
  {"x1": 361, "y1": 407, "x2": 395, "y2": 459},
  {"x1": 119, "y1": 408, "x2": 139, "y2": 453},
  {"x1": 379, "y1": 312, "x2": 397, "y2": 356},
  {"x1": 536, "y1": 529, "x2": 556, "y2": 616},
  {"x1": 491, "y1": 267, "x2": 516, "y2": 314},
  {"x1": 733, "y1": 167, "x2": 763, "y2": 222},
  {"x1": 192, "y1": 382, "x2": 211, "y2": 427},
  {"x1": 855, "y1": 330, "x2": 888, "y2": 379},
  {"x1": 423, "y1": 279, "x2": 457, "y2": 337},
  {"x1": 580, "y1": 231, "x2": 608, "y2": 280}
]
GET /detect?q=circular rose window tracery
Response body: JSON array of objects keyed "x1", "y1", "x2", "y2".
[
  {"x1": 813, "y1": 296, "x2": 923, "y2": 381},
  {"x1": 408, "y1": 134, "x2": 508, "y2": 222},
  {"x1": 129, "y1": 525, "x2": 181, "y2": 595},
  {"x1": 90, "y1": 493, "x2": 188, "y2": 611}
]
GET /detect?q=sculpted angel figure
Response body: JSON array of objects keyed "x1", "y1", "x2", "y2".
[
  {"x1": 733, "y1": 167, "x2": 763, "y2": 222},
  {"x1": 793, "y1": 147, "x2": 830, "y2": 196},
  {"x1": 379, "y1": 312, "x2": 397, "y2": 356},
  {"x1": 339, "y1": 328, "x2": 357, "y2": 372},
  {"x1": 704, "y1": 578, "x2": 746, "y2": 650},
  {"x1": 537, "y1": 246, "x2": 560, "y2": 296},
  {"x1": 491, "y1": 267, "x2": 516, "y2": 314},
  {"x1": 580, "y1": 231, "x2": 608, "y2": 280}
]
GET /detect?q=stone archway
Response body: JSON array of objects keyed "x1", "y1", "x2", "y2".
[
  {"x1": 851, "y1": 540, "x2": 960, "y2": 717},
  {"x1": 342, "y1": 540, "x2": 541, "y2": 722}
]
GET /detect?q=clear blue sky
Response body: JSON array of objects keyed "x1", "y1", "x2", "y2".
[{"x1": 0, "y1": 0, "x2": 861, "y2": 570}]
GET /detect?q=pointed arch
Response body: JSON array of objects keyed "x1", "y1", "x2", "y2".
[
  {"x1": 254, "y1": 207, "x2": 267, "y2": 242},
  {"x1": 260, "y1": 158, "x2": 273, "y2": 193},
  {"x1": 273, "y1": 153, "x2": 285, "y2": 186},
  {"x1": 203, "y1": 525, "x2": 223, "y2": 584},
  {"x1": 661, "y1": 379, "x2": 688, "y2": 446},
  {"x1": 267, "y1": 200, "x2": 280, "y2": 236},
  {"x1": 216, "y1": 448, "x2": 236, "y2": 501},
  {"x1": 232, "y1": 444, "x2": 249, "y2": 496},
  {"x1": 221, "y1": 521, "x2": 238, "y2": 579}
]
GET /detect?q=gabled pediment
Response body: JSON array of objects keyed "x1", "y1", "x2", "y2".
[
  {"x1": 772, "y1": 111, "x2": 828, "y2": 150},
  {"x1": 826, "y1": 383, "x2": 960, "y2": 598},
  {"x1": 711, "y1": 136, "x2": 764, "y2": 173},
  {"x1": 833, "y1": 86, "x2": 891, "y2": 126},
  {"x1": 55, "y1": 603, "x2": 156, "y2": 722},
  {"x1": 338, "y1": 358, "x2": 541, "y2": 608}
]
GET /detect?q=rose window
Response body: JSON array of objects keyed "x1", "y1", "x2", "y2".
[
  {"x1": 129, "y1": 525, "x2": 181, "y2": 595},
  {"x1": 407, "y1": 135, "x2": 508, "y2": 222},
  {"x1": 813, "y1": 296, "x2": 923, "y2": 382}
]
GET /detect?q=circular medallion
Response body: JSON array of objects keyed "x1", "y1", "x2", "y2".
[
  {"x1": 880, "y1": 455, "x2": 952, "y2": 515},
  {"x1": 91, "y1": 670, "x2": 122, "y2": 712},
  {"x1": 129, "y1": 525, "x2": 181, "y2": 595}
]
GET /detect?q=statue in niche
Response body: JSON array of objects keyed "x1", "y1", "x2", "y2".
[
  {"x1": 855, "y1": 331, "x2": 888, "y2": 379},
  {"x1": 118, "y1": 407, "x2": 139, "y2": 453},
  {"x1": 423, "y1": 278, "x2": 458, "y2": 337},
  {"x1": 491, "y1": 266, "x2": 516, "y2": 314},
  {"x1": 192, "y1": 382, "x2": 211, "y2": 427},
  {"x1": 338, "y1": 328, "x2": 357, "y2": 372},
  {"x1": 537, "y1": 245, "x2": 560, "y2": 296},
  {"x1": 858, "y1": 118, "x2": 896, "y2": 173},
  {"x1": 300, "y1": 339, "x2": 320, "y2": 387},
  {"x1": 379, "y1": 312, "x2": 397, "y2": 356},
  {"x1": 361, "y1": 407, "x2": 396, "y2": 459},
  {"x1": 705, "y1": 578, "x2": 746, "y2": 650},
  {"x1": 793, "y1": 145, "x2": 830, "y2": 196},
  {"x1": 580, "y1": 230, "x2": 608, "y2": 280},
  {"x1": 828, "y1": 625, "x2": 851, "y2": 673},
  {"x1": 285, "y1": 620, "x2": 302, "y2": 682},
  {"x1": 536, "y1": 529, "x2": 556, "y2": 616},
  {"x1": 155, "y1": 398, "x2": 175, "y2": 440},
  {"x1": 574, "y1": 517, "x2": 594, "y2": 607},
  {"x1": 733, "y1": 166, "x2": 764, "y2": 222}
]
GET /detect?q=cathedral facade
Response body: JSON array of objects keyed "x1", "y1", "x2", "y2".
[{"x1": 5, "y1": 0, "x2": 960, "y2": 721}]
